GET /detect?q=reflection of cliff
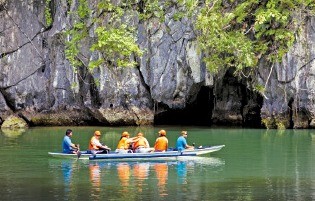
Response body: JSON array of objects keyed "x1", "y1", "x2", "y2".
[
  {"x1": 1, "y1": 128, "x2": 26, "y2": 138},
  {"x1": 154, "y1": 163, "x2": 168, "y2": 196}
]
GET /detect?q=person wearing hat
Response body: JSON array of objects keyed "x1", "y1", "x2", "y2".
[
  {"x1": 133, "y1": 132, "x2": 154, "y2": 153},
  {"x1": 175, "y1": 130, "x2": 194, "y2": 151},
  {"x1": 88, "y1": 130, "x2": 111, "y2": 154},
  {"x1": 115, "y1": 131, "x2": 138, "y2": 153},
  {"x1": 154, "y1": 129, "x2": 168, "y2": 152}
]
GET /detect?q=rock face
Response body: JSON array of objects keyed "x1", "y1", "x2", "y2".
[
  {"x1": 1, "y1": 115, "x2": 28, "y2": 129},
  {"x1": 0, "y1": 1, "x2": 314, "y2": 128}
]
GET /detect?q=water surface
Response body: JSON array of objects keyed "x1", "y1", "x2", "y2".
[{"x1": 0, "y1": 127, "x2": 314, "y2": 200}]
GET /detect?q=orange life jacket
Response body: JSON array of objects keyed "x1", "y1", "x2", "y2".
[
  {"x1": 133, "y1": 137, "x2": 148, "y2": 149},
  {"x1": 154, "y1": 136, "x2": 168, "y2": 151},
  {"x1": 89, "y1": 136, "x2": 99, "y2": 150}
]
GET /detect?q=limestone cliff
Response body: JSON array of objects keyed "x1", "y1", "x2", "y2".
[{"x1": 0, "y1": 1, "x2": 314, "y2": 128}]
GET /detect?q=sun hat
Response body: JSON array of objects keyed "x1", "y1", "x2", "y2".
[
  {"x1": 158, "y1": 129, "x2": 166, "y2": 136},
  {"x1": 94, "y1": 131, "x2": 101, "y2": 136},
  {"x1": 122, "y1": 131, "x2": 130, "y2": 137}
]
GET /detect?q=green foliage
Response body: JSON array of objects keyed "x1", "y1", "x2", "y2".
[
  {"x1": 254, "y1": 84, "x2": 266, "y2": 94},
  {"x1": 91, "y1": 25, "x2": 142, "y2": 67},
  {"x1": 173, "y1": 12, "x2": 185, "y2": 21},
  {"x1": 138, "y1": 0, "x2": 164, "y2": 21},
  {"x1": 195, "y1": 0, "x2": 315, "y2": 76},
  {"x1": 261, "y1": 117, "x2": 274, "y2": 129},
  {"x1": 77, "y1": 0, "x2": 90, "y2": 19},
  {"x1": 276, "y1": 121, "x2": 286, "y2": 130},
  {"x1": 64, "y1": 0, "x2": 90, "y2": 70},
  {"x1": 65, "y1": 21, "x2": 88, "y2": 69},
  {"x1": 64, "y1": 0, "x2": 315, "y2": 80},
  {"x1": 65, "y1": 0, "x2": 142, "y2": 72},
  {"x1": 44, "y1": 0, "x2": 52, "y2": 27}
]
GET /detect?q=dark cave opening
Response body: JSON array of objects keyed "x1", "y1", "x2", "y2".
[
  {"x1": 241, "y1": 88, "x2": 264, "y2": 128},
  {"x1": 154, "y1": 86, "x2": 213, "y2": 126},
  {"x1": 154, "y1": 85, "x2": 264, "y2": 127},
  {"x1": 288, "y1": 97, "x2": 294, "y2": 129}
]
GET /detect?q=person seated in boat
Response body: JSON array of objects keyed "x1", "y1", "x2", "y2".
[
  {"x1": 88, "y1": 131, "x2": 111, "y2": 154},
  {"x1": 154, "y1": 129, "x2": 168, "y2": 152},
  {"x1": 62, "y1": 129, "x2": 80, "y2": 154},
  {"x1": 133, "y1": 132, "x2": 154, "y2": 153},
  {"x1": 174, "y1": 130, "x2": 194, "y2": 151},
  {"x1": 115, "y1": 131, "x2": 138, "y2": 154}
]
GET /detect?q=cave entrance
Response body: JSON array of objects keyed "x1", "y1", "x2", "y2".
[{"x1": 154, "y1": 86, "x2": 213, "y2": 126}]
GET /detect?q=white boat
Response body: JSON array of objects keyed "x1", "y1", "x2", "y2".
[{"x1": 48, "y1": 145, "x2": 225, "y2": 161}]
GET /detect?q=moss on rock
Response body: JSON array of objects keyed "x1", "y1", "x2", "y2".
[{"x1": 1, "y1": 115, "x2": 28, "y2": 129}]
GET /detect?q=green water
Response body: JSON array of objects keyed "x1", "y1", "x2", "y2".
[{"x1": 0, "y1": 127, "x2": 314, "y2": 200}]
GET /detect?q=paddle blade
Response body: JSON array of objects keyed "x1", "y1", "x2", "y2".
[{"x1": 77, "y1": 151, "x2": 82, "y2": 159}]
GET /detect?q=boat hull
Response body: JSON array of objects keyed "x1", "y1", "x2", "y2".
[
  {"x1": 48, "y1": 145, "x2": 225, "y2": 161},
  {"x1": 48, "y1": 151, "x2": 92, "y2": 159}
]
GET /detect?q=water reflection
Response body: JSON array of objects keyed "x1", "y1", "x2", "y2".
[
  {"x1": 60, "y1": 160, "x2": 78, "y2": 201},
  {"x1": 177, "y1": 161, "x2": 187, "y2": 184},
  {"x1": 133, "y1": 163, "x2": 149, "y2": 192},
  {"x1": 89, "y1": 157, "x2": 225, "y2": 196},
  {"x1": 1, "y1": 128, "x2": 26, "y2": 138},
  {"x1": 154, "y1": 163, "x2": 168, "y2": 196},
  {"x1": 0, "y1": 128, "x2": 27, "y2": 147},
  {"x1": 49, "y1": 157, "x2": 225, "y2": 200},
  {"x1": 117, "y1": 163, "x2": 130, "y2": 192},
  {"x1": 61, "y1": 161, "x2": 73, "y2": 185},
  {"x1": 89, "y1": 163, "x2": 101, "y2": 201},
  {"x1": 48, "y1": 159, "x2": 83, "y2": 200}
]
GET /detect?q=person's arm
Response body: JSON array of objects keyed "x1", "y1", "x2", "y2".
[
  {"x1": 93, "y1": 138, "x2": 103, "y2": 148},
  {"x1": 95, "y1": 138, "x2": 111, "y2": 150},
  {"x1": 70, "y1": 143, "x2": 79, "y2": 149},
  {"x1": 184, "y1": 138, "x2": 194, "y2": 149},
  {"x1": 185, "y1": 144, "x2": 194, "y2": 149},
  {"x1": 154, "y1": 138, "x2": 159, "y2": 150},
  {"x1": 144, "y1": 138, "x2": 150, "y2": 148},
  {"x1": 129, "y1": 137, "x2": 139, "y2": 143},
  {"x1": 66, "y1": 137, "x2": 79, "y2": 150}
]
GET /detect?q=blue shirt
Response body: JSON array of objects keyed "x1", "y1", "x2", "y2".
[
  {"x1": 175, "y1": 136, "x2": 187, "y2": 151},
  {"x1": 62, "y1": 135, "x2": 73, "y2": 153}
]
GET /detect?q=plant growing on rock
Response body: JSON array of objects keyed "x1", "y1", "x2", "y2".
[
  {"x1": 195, "y1": 0, "x2": 315, "y2": 90},
  {"x1": 65, "y1": 0, "x2": 142, "y2": 72}
]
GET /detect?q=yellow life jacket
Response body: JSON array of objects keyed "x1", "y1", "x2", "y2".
[{"x1": 117, "y1": 137, "x2": 129, "y2": 149}]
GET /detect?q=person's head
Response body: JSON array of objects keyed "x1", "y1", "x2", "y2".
[
  {"x1": 121, "y1": 131, "x2": 130, "y2": 138},
  {"x1": 158, "y1": 129, "x2": 166, "y2": 137},
  {"x1": 181, "y1": 131, "x2": 188, "y2": 138},
  {"x1": 66, "y1": 129, "x2": 73, "y2": 136},
  {"x1": 137, "y1": 132, "x2": 143, "y2": 137},
  {"x1": 94, "y1": 130, "x2": 101, "y2": 138}
]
